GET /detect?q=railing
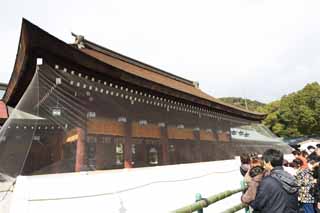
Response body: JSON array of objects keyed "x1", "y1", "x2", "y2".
[
  {"x1": 172, "y1": 183, "x2": 248, "y2": 213},
  {"x1": 221, "y1": 203, "x2": 248, "y2": 213}
]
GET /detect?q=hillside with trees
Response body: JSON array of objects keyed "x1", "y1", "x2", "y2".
[
  {"x1": 219, "y1": 82, "x2": 320, "y2": 138},
  {"x1": 219, "y1": 97, "x2": 265, "y2": 112},
  {"x1": 257, "y1": 82, "x2": 320, "y2": 138}
]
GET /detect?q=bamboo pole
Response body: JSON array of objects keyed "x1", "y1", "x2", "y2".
[
  {"x1": 220, "y1": 203, "x2": 248, "y2": 213},
  {"x1": 172, "y1": 187, "x2": 246, "y2": 213}
]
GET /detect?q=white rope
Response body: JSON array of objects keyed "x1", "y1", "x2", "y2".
[{"x1": 28, "y1": 169, "x2": 239, "y2": 202}]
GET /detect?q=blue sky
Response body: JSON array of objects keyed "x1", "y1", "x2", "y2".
[{"x1": 0, "y1": 0, "x2": 319, "y2": 103}]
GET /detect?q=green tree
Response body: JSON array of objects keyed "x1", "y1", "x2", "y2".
[
  {"x1": 220, "y1": 82, "x2": 320, "y2": 138},
  {"x1": 259, "y1": 82, "x2": 320, "y2": 138},
  {"x1": 219, "y1": 97, "x2": 265, "y2": 112}
]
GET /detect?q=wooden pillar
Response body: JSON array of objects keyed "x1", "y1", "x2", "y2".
[
  {"x1": 75, "y1": 128, "x2": 86, "y2": 172},
  {"x1": 58, "y1": 133, "x2": 64, "y2": 161},
  {"x1": 124, "y1": 120, "x2": 132, "y2": 168},
  {"x1": 193, "y1": 129, "x2": 201, "y2": 162},
  {"x1": 51, "y1": 132, "x2": 64, "y2": 173},
  {"x1": 95, "y1": 143, "x2": 104, "y2": 170},
  {"x1": 160, "y1": 126, "x2": 169, "y2": 165}
]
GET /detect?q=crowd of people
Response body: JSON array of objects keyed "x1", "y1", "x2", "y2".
[{"x1": 240, "y1": 145, "x2": 320, "y2": 213}]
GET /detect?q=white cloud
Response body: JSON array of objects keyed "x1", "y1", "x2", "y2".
[{"x1": 0, "y1": 0, "x2": 319, "y2": 103}]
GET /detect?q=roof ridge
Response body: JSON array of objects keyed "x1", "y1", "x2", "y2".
[
  {"x1": 72, "y1": 35, "x2": 264, "y2": 117},
  {"x1": 71, "y1": 33, "x2": 197, "y2": 88},
  {"x1": 4, "y1": 19, "x2": 265, "y2": 120}
]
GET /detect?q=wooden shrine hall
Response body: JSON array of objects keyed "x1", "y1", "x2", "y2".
[{"x1": 0, "y1": 19, "x2": 288, "y2": 176}]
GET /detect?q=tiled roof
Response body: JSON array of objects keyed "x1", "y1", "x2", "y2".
[
  {"x1": 3, "y1": 19, "x2": 264, "y2": 121},
  {"x1": 79, "y1": 40, "x2": 262, "y2": 115},
  {"x1": 81, "y1": 48, "x2": 201, "y2": 97}
]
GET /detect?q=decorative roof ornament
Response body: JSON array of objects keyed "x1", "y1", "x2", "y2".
[
  {"x1": 71, "y1": 32, "x2": 85, "y2": 49},
  {"x1": 192, "y1": 81, "x2": 199, "y2": 89}
]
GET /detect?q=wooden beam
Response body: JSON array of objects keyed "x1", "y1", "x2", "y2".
[
  {"x1": 160, "y1": 126, "x2": 169, "y2": 165},
  {"x1": 124, "y1": 120, "x2": 133, "y2": 168},
  {"x1": 75, "y1": 128, "x2": 86, "y2": 172},
  {"x1": 193, "y1": 130, "x2": 201, "y2": 162}
]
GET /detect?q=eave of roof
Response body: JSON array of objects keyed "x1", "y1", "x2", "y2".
[
  {"x1": 3, "y1": 18, "x2": 266, "y2": 121},
  {"x1": 78, "y1": 37, "x2": 265, "y2": 118},
  {"x1": 81, "y1": 37, "x2": 195, "y2": 87}
]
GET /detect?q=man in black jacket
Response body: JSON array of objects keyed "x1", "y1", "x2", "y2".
[{"x1": 250, "y1": 149, "x2": 299, "y2": 213}]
